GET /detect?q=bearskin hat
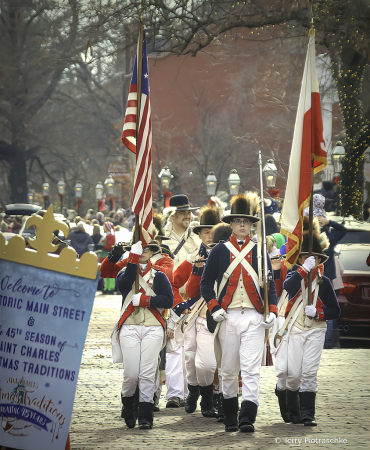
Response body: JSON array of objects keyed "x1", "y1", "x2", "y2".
[
  {"x1": 222, "y1": 192, "x2": 261, "y2": 224},
  {"x1": 299, "y1": 217, "x2": 329, "y2": 263},
  {"x1": 153, "y1": 213, "x2": 170, "y2": 241},
  {"x1": 192, "y1": 206, "x2": 221, "y2": 234}
]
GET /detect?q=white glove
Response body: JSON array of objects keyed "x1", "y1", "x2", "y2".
[
  {"x1": 131, "y1": 241, "x2": 143, "y2": 256},
  {"x1": 131, "y1": 293, "x2": 142, "y2": 306},
  {"x1": 261, "y1": 312, "x2": 276, "y2": 329},
  {"x1": 212, "y1": 309, "x2": 228, "y2": 323},
  {"x1": 302, "y1": 256, "x2": 316, "y2": 272},
  {"x1": 305, "y1": 305, "x2": 317, "y2": 318}
]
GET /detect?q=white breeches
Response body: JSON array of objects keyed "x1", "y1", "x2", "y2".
[
  {"x1": 275, "y1": 325, "x2": 326, "y2": 392},
  {"x1": 218, "y1": 308, "x2": 265, "y2": 404},
  {"x1": 183, "y1": 316, "x2": 217, "y2": 387},
  {"x1": 166, "y1": 345, "x2": 187, "y2": 398},
  {"x1": 119, "y1": 325, "x2": 163, "y2": 403}
]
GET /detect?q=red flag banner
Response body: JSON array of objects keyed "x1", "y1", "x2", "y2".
[
  {"x1": 122, "y1": 30, "x2": 153, "y2": 245},
  {"x1": 280, "y1": 33, "x2": 327, "y2": 268}
]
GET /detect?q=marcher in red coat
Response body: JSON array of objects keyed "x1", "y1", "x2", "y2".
[{"x1": 100, "y1": 245, "x2": 174, "y2": 282}]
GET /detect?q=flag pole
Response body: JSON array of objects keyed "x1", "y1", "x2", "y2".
[
  {"x1": 134, "y1": 0, "x2": 145, "y2": 298},
  {"x1": 305, "y1": 19, "x2": 315, "y2": 326},
  {"x1": 258, "y1": 150, "x2": 273, "y2": 365}
]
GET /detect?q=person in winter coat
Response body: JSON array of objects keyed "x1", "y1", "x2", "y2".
[
  {"x1": 320, "y1": 181, "x2": 336, "y2": 212},
  {"x1": 68, "y1": 222, "x2": 93, "y2": 257},
  {"x1": 100, "y1": 222, "x2": 116, "y2": 294},
  {"x1": 91, "y1": 224, "x2": 103, "y2": 250}
]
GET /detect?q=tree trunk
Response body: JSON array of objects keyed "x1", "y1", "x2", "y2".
[
  {"x1": 340, "y1": 145, "x2": 365, "y2": 219},
  {"x1": 329, "y1": 46, "x2": 369, "y2": 220},
  {"x1": 8, "y1": 147, "x2": 28, "y2": 203}
]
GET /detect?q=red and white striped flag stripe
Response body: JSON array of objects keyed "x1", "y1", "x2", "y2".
[
  {"x1": 280, "y1": 33, "x2": 327, "y2": 268},
  {"x1": 122, "y1": 30, "x2": 154, "y2": 245}
]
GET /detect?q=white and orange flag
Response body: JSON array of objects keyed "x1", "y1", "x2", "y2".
[{"x1": 280, "y1": 32, "x2": 327, "y2": 268}]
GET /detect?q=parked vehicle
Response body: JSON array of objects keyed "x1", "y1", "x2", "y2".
[
  {"x1": 326, "y1": 213, "x2": 370, "y2": 245},
  {"x1": 2, "y1": 204, "x2": 42, "y2": 241},
  {"x1": 336, "y1": 243, "x2": 370, "y2": 342},
  {"x1": 4, "y1": 203, "x2": 42, "y2": 216}
]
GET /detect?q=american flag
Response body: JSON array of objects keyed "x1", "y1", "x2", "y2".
[{"x1": 122, "y1": 30, "x2": 153, "y2": 245}]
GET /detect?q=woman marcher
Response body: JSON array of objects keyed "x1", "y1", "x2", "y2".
[{"x1": 116, "y1": 240, "x2": 173, "y2": 429}]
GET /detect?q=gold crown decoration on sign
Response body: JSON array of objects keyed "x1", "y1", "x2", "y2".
[{"x1": 0, "y1": 205, "x2": 98, "y2": 280}]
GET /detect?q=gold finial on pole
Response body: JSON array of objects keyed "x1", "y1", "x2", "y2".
[{"x1": 309, "y1": 3, "x2": 315, "y2": 36}]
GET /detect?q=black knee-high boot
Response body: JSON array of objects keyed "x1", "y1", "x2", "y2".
[
  {"x1": 138, "y1": 402, "x2": 154, "y2": 429},
  {"x1": 121, "y1": 395, "x2": 136, "y2": 428},
  {"x1": 286, "y1": 389, "x2": 301, "y2": 424},
  {"x1": 223, "y1": 397, "x2": 239, "y2": 432},
  {"x1": 214, "y1": 393, "x2": 225, "y2": 422},
  {"x1": 275, "y1": 388, "x2": 291, "y2": 423},
  {"x1": 200, "y1": 384, "x2": 216, "y2": 417},
  {"x1": 185, "y1": 384, "x2": 200, "y2": 413},
  {"x1": 300, "y1": 391, "x2": 317, "y2": 426},
  {"x1": 238, "y1": 400, "x2": 257, "y2": 432}
]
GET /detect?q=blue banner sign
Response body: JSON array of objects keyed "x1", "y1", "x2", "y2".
[{"x1": 0, "y1": 260, "x2": 98, "y2": 450}]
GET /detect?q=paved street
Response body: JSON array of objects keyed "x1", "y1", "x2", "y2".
[{"x1": 70, "y1": 293, "x2": 370, "y2": 450}]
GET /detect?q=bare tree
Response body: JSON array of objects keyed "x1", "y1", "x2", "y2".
[
  {"x1": 117, "y1": 0, "x2": 368, "y2": 218},
  {"x1": 0, "y1": 0, "x2": 137, "y2": 205}
]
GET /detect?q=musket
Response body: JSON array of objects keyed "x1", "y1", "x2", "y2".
[{"x1": 258, "y1": 151, "x2": 273, "y2": 365}]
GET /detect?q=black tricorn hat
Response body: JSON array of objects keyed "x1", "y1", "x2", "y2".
[
  {"x1": 222, "y1": 193, "x2": 261, "y2": 224},
  {"x1": 299, "y1": 217, "x2": 329, "y2": 264},
  {"x1": 169, "y1": 194, "x2": 198, "y2": 211},
  {"x1": 159, "y1": 243, "x2": 174, "y2": 259},
  {"x1": 153, "y1": 213, "x2": 170, "y2": 241},
  {"x1": 192, "y1": 206, "x2": 221, "y2": 234}
]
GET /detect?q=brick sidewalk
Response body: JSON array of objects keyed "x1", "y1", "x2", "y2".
[{"x1": 69, "y1": 294, "x2": 370, "y2": 450}]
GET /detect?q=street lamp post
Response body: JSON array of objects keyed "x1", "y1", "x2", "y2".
[
  {"x1": 332, "y1": 142, "x2": 345, "y2": 174},
  {"x1": 332, "y1": 143, "x2": 346, "y2": 216},
  {"x1": 363, "y1": 147, "x2": 370, "y2": 204},
  {"x1": 158, "y1": 166, "x2": 171, "y2": 190},
  {"x1": 205, "y1": 172, "x2": 217, "y2": 197},
  {"x1": 95, "y1": 181, "x2": 104, "y2": 212},
  {"x1": 262, "y1": 159, "x2": 278, "y2": 189},
  {"x1": 74, "y1": 181, "x2": 83, "y2": 214},
  {"x1": 228, "y1": 169, "x2": 241, "y2": 196},
  {"x1": 158, "y1": 166, "x2": 172, "y2": 209},
  {"x1": 42, "y1": 182, "x2": 50, "y2": 209},
  {"x1": 57, "y1": 178, "x2": 65, "y2": 213},
  {"x1": 104, "y1": 175, "x2": 115, "y2": 211}
]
